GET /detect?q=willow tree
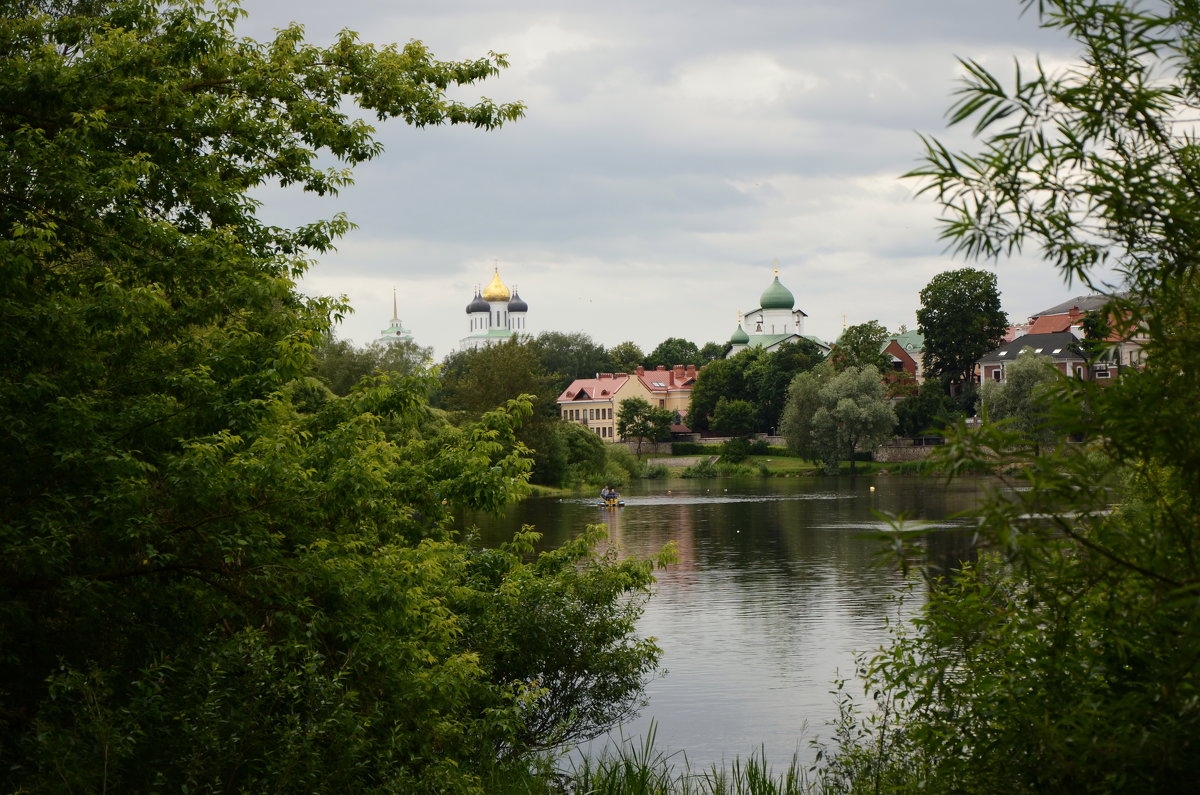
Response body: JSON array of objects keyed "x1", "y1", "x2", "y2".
[
  {"x1": 823, "y1": 2, "x2": 1200, "y2": 791},
  {"x1": 0, "y1": 3, "x2": 668, "y2": 792}
]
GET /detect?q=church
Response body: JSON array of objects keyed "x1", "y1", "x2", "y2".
[
  {"x1": 459, "y1": 267, "x2": 530, "y2": 350},
  {"x1": 726, "y1": 269, "x2": 828, "y2": 356}
]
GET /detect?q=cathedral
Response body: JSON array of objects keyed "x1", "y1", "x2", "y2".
[{"x1": 459, "y1": 267, "x2": 529, "y2": 350}]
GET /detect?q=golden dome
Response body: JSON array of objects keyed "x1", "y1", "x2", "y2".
[{"x1": 481, "y1": 268, "x2": 510, "y2": 302}]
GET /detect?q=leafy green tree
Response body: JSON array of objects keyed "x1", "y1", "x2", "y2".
[
  {"x1": 830, "y1": 320, "x2": 890, "y2": 372},
  {"x1": 781, "y1": 364, "x2": 895, "y2": 474},
  {"x1": 438, "y1": 339, "x2": 556, "y2": 417},
  {"x1": 687, "y1": 354, "x2": 752, "y2": 431},
  {"x1": 711, "y1": 397, "x2": 758, "y2": 439},
  {"x1": 617, "y1": 397, "x2": 673, "y2": 455},
  {"x1": 0, "y1": 4, "x2": 666, "y2": 791},
  {"x1": 824, "y1": 2, "x2": 1200, "y2": 791},
  {"x1": 314, "y1": 337, "x2": 431, "y2": 396},
  {"x1": 979, "y1": 348, "x2": 1061, "y2": 451},
  {"x1": 780, "y1": 363, "x2": 834, "y2": 461},
  {"x1": 744, "y1": 339, "x2": 825, "y2": 433},
  {"x1": 916, "y1": 268, "x2": 1008, "y2": 390},
  {"x1": 532, "y1": 331, "x2": 611, "y2": 392},
  {"x1": 608, "y1": 340, "x2": 646, "y2": 374},
  {"x1": 894, "y1": 379, "x2": 962, "y2": 437},
  {"x1": 698, "y1": 341, "x2": 730, "y2": 363},
  {"x1": 645, "y1": 336, "x2": 700, "y2": 368}
]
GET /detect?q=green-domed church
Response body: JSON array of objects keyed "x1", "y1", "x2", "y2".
[{"x1": 726, "y1": 269, "x2": 829, "y2": 357}]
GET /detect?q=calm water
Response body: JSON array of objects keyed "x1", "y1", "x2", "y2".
[{"x1": 463, "y1": 476, "x2": 987, "y2": 769}]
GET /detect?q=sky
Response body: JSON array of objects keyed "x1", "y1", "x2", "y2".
[{"x1": 239, "y1": 0, "x2": 1102, "y2": 361}]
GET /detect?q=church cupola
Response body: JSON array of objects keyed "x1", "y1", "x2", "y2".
[{"x1": 759, "y1": 268, "x2": 795, "y2": 310}]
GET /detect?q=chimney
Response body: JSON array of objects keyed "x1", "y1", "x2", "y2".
[
  {"x1": 673, "y1": 365, "x2": 684, "y2": 380},
  {"x1": 636, "y1": 366, "x2": 645, "y2": 376},
  {"x1": 656, "y1": 365, "x2": 667, "y2": 371}
]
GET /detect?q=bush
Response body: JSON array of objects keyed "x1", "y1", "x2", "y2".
[
  {"x1": 680, "y1": 459, "x2": 718, "y2": 478},
  {"x1": 721, "y1": 436, "x2": 752, "y2": 463}
]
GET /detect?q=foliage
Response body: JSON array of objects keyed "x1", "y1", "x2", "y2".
[
  {"x1": 314, "y1": 336, "x2": 432, "y2": 396},
  {"x1": 617, "y1": 397, "x2": 674, "y2": 455},
  {"x1": 550, "y1": 420, "x2": 609, "y2": 487},
  {"x1": 894, "y1": 380, "x2": 962, "y2": 437},
  {"x1": 570, "y1": 724, "x2": 810, "y2": 794},
  {"x1": 826, "y1": 0, "x2": 1200, "y2": 791},
  {"x1": 609, "y1": 340, "x2": 647, "y2": 374},
  {"x1": 781, "y1": 365, "x2": 896, "y2": 475},
  {"x1": 744, "y1": 339, "x2": 825, "y2": 432},
  {"x1": 531, "y1": 331, "x2": 612, "y2": 393},
  {"x1": 689, "y1": 342, "x2": 822, "y2": 433},
  {"x1": 915, "y1": 268, "x2": 1008, "y2": 389},
  {"x1": 0, "y1": 2, "x2": 665, "y2": 791},
  {"x1": 436, "y1": 339, "x2": 569, "y2": 485},
  {"x1": 829, "y1": 321, "x2": 889, "y2": 372},
  {"x1": 710, "y1": 398, "x2": 758, "y2": 439},
  {"x1": 688, "y1": 356, "x2": 750, "y2": 431},
  {"x1": 679, "y1": 458, "x2": 719, "y2": 478},
  {"x1": 698, "y1": 341, "x2": 730, "y2": 363},
  {"x1": 646, "y1": 336, "x2": 701, "y2": 368},
  {"x1": 719, "y1": 435, "x2": 753, "y2": 463},
  {"x1": 978, "y1": 348, "x2": 1061, "y2": 451}
]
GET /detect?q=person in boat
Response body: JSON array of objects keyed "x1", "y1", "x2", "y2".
[{"x1": 600, "y1": 485, "x2": 613, "y2": 502}]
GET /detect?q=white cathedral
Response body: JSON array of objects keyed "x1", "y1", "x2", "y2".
[{"x1": 459, "y1": 268, "x2": 530, "y2": 350}]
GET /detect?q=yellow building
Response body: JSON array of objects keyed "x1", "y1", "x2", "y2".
[{"x1": 557, "y1": 365, "x2": 698, "y2": 440}]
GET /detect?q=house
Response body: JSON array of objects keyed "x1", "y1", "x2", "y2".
[
  {"x1": 556, "y1": 364, "x2": 698, "y2": 441},
  {"x1": 883, "y1": 330, "x2": 925, "y2": 382},
  {"x1": 977, "y1": 332, "x2": 1090, "y2": 383},
  {"x1": 1000, "y1": 294, "x2": 1148, "y2": 378}
]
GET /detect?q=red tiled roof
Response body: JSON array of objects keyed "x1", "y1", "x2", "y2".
[{"x1": 557, "y1": 374, "x2": 631, "y2": 402}]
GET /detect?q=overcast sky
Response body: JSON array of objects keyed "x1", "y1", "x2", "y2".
[{"x1": 239, "y1": 0, "x2": 1103, "y2": 360}]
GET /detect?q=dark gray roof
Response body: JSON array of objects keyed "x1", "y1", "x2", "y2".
[
  {"x1": 1034, "y1": 293, "x2": 1123, "y2": 317},
  {"x1": 978, "y1": 332, "x2": 1084, "y2": 364}
]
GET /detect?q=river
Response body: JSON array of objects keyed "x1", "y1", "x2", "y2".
[{"x1": 463, "y1": 475, "x2": 987, "y2": 770}]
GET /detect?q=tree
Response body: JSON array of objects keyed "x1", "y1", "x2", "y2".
[
  {"x1": 608, "y1": 340, "x2": 646, "y2": 374},
  {"x1": 744, "y1": 339, "x2": 825, "y2": 433},
  {"x1": 916, "y1": 268, "x2": 1008, "y2": 390},
  {"x1": 532, "y1": 331, "x2": 611, "y2": 392},
  {"x1": 979, "y1": 348, "x2": 1061, "y2": 451},
  {"x1": 314, "y1": 337, "x2": 431, "y2": 396},
  {"x1": 780, "y1": 363, "x2": 834, "y2": 461},
  {"x1": 645, "y1": 336, "x2": 700, "y2": 368},
  {"x1": 782, "y1": 365, "x2": 895, "y2": 475},
  {"x1": 894, "y1": 379, "x2": 962, "y2": 437},
  {"x1": 0, "y1": 4, "x2": 667, "y2": 790},
  {"x1": 617, "y1": 397, "x2": 673, "y2": 455},
  {"x1": 686, "y1": 353, "x2": 752, "y2": 432},
  {"x1": 710, "y1": 397, "x2": 757, "y2": 438},
  {"x1": 824, "y1": 2, "x2": 1200, "y2": 790},
  {"x1": 830, "y1": 320, "x2": 890, "y2": 372},
  {"x1": 698, "y1": 341, "x2": 730, "y2": 363}
]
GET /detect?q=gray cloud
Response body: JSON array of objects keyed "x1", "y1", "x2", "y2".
[{"x1": 241, "y1": 0, "x2": 1109, "y2": 357}]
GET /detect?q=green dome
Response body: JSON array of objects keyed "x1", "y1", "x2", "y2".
[
  {"x1": 730, "y1": 323, "x2": 750, "y2": 344},
  {"x1": 759, "y1": 272, "x2": 794, "y2": 310}
]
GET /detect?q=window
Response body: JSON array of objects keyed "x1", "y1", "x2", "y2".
[{"x1": 998, "y1": 351, "x2": 1008, "y2": 357}]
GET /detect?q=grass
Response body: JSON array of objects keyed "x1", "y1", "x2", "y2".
[{"x1": 567, "y1": 726, "x2": 815, "y2": 794}]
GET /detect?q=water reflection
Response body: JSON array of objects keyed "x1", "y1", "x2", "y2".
[{"x1": 461, "y1": 476, "x2": 987, "y2": 769}]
